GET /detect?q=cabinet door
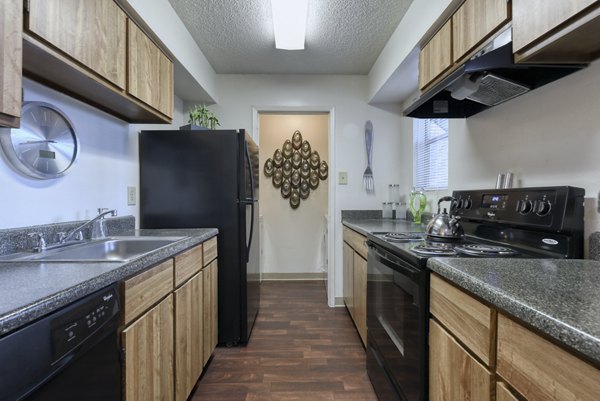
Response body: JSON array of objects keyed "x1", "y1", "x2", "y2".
[
  {"x1": 211, "y1": 260, "x2": 219, "y2": 351},
  {"x1": 27, "y1": 0, "x2": 126, "y2": 89},
  {"x1": 343, "y1": 242, "x2": 354, "y2": 318},
  {"x1": 174, "y1": 272, "x2": 203, "y2": 401},
  {"x1": 0, "y1": 0, "x2": 22, "y2": 127},
  {"x1": 353, "y1": 253, "x2": 367, "y2": 346},
  {"x1": 452, "y1": 0, "x2": 509, "y2": 62},
  {"x1": 429, "y1": 319, "x2": 491, "y2": 401},
  {"x1": 202, "y1": 260, "x2": 218, "y2": 364},
  {"x1": 513, "y1": 0, "x2": 597, "y2": 53},
  {"x1": 127, "y1": 19, "x2": 173, "y2": 118},
  {"x1": 123, "y1": 295, "x2": 174, "y2": 401},
  {"x1": 419, "y1": 19, "x2": 453, "y2": 90}
]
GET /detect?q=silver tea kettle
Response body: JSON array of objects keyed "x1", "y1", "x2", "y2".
[{"x1": 426, "y1": 196, "x2": 464, "y2": 240}]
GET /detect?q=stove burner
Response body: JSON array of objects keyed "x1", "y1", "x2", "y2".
[
  {"x1": 383, "y1": 232, "x2": 425, "y2": 242},
  {"x1": 411, "y1": 242, "x2": 457, "y2": 256},
  {"x1": 454, "y1": 244, "x2": 518, "y2": 257}
]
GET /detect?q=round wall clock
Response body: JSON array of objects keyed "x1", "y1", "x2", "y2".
[{"x1": 0, "y1": 102, "x2": 79, "y2": 179}]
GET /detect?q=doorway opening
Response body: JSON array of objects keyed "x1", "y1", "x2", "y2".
[{"x1": 254, "y1": 109, "x2": 335, "y2": 306}]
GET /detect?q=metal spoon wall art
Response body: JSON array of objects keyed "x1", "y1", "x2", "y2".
[{"x1": 263, "y1": 130, "x2": 328, "y2": 209}]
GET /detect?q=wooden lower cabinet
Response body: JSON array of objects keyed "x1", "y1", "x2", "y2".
[
  {"x1": 353, "y1": 253, "x2": 367, "y2": 345},
  {"x1": 497, "y1": 314, "x2": 600, "y2": 401},
  {"x1": 174, "y1": 271, "x2": 203, "y2": 401},
  {"x1": 203, "y1": 259, "x2": 218, "y2": 364},
  {"x1": 429, "y1": 319, "x2": 492, "y2": 401},
  {"x1": 123, "y1": 295, "x2": 174, "y2": 401},
  {"x1": 342, "y1": 227, "x2": 368, "y2": 347},
  {"x1": 343, "y1": 242, "x2": 355, "y2": 318}
]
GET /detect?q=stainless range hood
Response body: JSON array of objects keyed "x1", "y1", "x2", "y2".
[{"x1": 404, "y1": 29, "x2": 586, "y2": 119}]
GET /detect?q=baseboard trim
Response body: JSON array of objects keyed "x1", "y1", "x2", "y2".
[{"x1": 262, "y1": 272, "x2": 326, "y2": 281}]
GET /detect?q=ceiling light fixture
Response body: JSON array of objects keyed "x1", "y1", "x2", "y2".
[{"x1": 271, "y1": 0, "x2": 308, "y2": 50}]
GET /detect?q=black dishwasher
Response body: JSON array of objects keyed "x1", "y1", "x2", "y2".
[{"x1": 0, "y1": 284, "x2": 122, "y2": 401}]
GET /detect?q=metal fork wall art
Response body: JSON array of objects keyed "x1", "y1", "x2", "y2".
[{"x1": 263, "y1": 130, "x2": 328, "y2": 209}]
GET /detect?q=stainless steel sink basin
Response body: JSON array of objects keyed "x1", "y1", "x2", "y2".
[{"x1": 0, "y1": 236, "x2": 186, "y2": 262}]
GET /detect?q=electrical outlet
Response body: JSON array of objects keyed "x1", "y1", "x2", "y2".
[
  {"x1": 338, "y1": 172, "x2": 348, "y2": 185},
  {"x1": 127, "y1": 186, "x2": 136, "y2": 206}
]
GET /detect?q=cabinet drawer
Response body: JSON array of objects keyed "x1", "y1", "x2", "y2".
[
  {"x1": 497, "y1": 314, "x2": 600, "y2": 401},
  {"x1": 203, "y1": 237, "x2": 218, "y2": 265},
  {"x1": 452, "y1": 0, "x2": 509, "y2": 62},
  {"x1": 430, "y1": 274, "x2": 495, "y2": 365},
  {"x1": 429, "y1": 319, "x2": 492, "y2": 401},
  {"x1": 174, "y1": 244, "x2": 203, "y2": 288},
  {"x1": 419, "y1": 19, "x2": 453, "y2": 90},
  {"x1": 342, "y1": 227, "x2": 367, "y2": 259},
  {"x1": 122, "y1": 259, "x2": 174, "y2": 325}
]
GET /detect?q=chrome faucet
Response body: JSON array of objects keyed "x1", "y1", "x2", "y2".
[{"x1": 60, "y1": 208, "x2": 117, "y2": 244}]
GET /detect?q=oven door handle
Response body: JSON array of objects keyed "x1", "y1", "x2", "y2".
[{"x1": 369, "y1": 244, "x2": 421, "y2": 278}]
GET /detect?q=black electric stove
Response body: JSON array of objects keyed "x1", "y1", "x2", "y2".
[{"x1": 365, "y1": 186, "x2": 585, "y2": 401}]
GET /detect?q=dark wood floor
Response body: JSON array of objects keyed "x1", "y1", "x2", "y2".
[{"x1": 190, "y1": 280, "x2": 378, "y2": 401}]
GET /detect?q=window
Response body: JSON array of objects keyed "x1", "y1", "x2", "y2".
[{"x1": 413, "y1": 119, "x2": 448, "y2": 190}]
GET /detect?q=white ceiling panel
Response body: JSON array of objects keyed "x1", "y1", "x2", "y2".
[{"x1": 168, "y1": 0, "x2": 414, "y2": 74}]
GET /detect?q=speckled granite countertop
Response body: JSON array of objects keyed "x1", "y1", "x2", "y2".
[
  {"x1": 342, "y1": 215, "x2": 600, "y2": 365},
  {"x1": 0, "y1": 228, "x2": 217, "y2": 336},
  {"x1": 342, "y1": 218, "x2": 427, "y2": 237},
  {"x1": 428, "y1": 258, "x2": 600, "y2": 365}
]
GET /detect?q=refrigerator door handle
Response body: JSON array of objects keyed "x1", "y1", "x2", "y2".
[{"x1": 245, "y1": 142, "x2": 255, "y2": 262}]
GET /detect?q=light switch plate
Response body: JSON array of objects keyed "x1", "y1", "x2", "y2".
[
  {"x1": 338, "y1": 172, "x2": 348, "y2": 185},
  {"x1": 127, "y1": 186, "x2": 136, "y2": 206}
]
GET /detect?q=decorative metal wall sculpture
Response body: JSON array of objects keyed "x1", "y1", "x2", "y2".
[{"x1": 264, "y1": 130, "x2": 328, "y2": 209}]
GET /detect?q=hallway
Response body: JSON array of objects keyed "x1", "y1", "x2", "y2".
[{"x1": 191, "y1": 280, "x2": 377, "y2": 401}]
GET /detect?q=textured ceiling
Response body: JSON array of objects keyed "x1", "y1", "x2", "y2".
[{"x1": 168, "y1": 0, "x2": 414, "y2": 75}]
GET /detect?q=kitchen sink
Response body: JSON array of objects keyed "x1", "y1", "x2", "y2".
[{"x1": 0, "y1": 236, "x2": 186, "y2": 262}]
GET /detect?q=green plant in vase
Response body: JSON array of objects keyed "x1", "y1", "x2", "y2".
[{"x1": 187, "y1": 104, "x2": 220, "y2": 129}]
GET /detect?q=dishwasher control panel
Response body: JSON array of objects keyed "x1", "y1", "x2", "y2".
[{"x1": 51, "y1": 286, "x2": 120, "y2": 362}]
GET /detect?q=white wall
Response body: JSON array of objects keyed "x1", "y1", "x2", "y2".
[
  {"x1": 211, "y1": 74, "x2": 405, "y2": 301},
  {"x1": 259, "y1": 113, "x2": 329, "y2": 275},
  {"x1": 399, "y1": 60, "x2": 600, "y2": 255},
  {"x1": 0, "y1": 78, "x2": 185, "y2": 229}
]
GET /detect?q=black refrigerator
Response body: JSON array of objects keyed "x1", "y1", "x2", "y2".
[{"x1": 139, "y1": 129, "x2": 260, "y2": 346}]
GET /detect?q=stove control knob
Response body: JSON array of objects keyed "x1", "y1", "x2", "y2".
[
  {"x1": 451, "y1": 199, "x2": 459, "y2": 210},
  {"x1": 464, "y1": 199, "x2": 472, "y2": 209},
  {"x1": 519, "y1": 200, "x2": 533, "y2": 214},
  {"x1": 457, "y1": 199, "x2": 464, "y2": 209},
  {"x1": 535, "y1": 200, "x2": 551, "y2": 216}
]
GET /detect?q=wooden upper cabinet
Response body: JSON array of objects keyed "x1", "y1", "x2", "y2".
[
  {"x1": 452, "y1": 0, "x2": 510, "y2": 62},
  {"x1": 0, "y1": 0, "x2": 23, "y2": 128},
  {"x1": 419, "y1": 19, "x2": 453, "y2": 90},
  {"x1": 513, "y1": 0, "x2": 600, "y2": 63},
  {"x1": 27, "y1": 0, "x2": 126, "y2": 89},
  {"x1": 128, "y1": 19, "x2": 174, "y2": 119}
]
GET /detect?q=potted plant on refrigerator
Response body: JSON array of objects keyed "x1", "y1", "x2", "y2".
[{"x1": 180, "y1": 104, "x2": 220, "y2": 130}]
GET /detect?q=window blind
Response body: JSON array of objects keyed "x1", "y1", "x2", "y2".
[{"x1": 413, "y1": 119, "x2": 448, "y2": 190}]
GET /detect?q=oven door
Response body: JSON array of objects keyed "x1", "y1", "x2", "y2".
[{"x1": 366, "y1": 242, "x2": 428, "y2": 401}]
